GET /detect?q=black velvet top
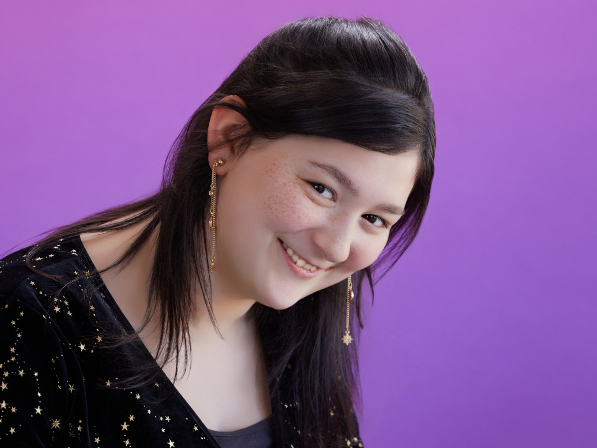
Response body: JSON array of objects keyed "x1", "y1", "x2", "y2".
[{"x1": 0, "y1": 238, "x2": 281, "y2": 448}]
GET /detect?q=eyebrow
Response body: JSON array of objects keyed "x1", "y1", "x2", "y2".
[
  {"x1": 307, "y1": 160, "x2": 405, "y2": 216},
  {"x1": 308, "y1": 160, "x2": 359, "y2": 196}
]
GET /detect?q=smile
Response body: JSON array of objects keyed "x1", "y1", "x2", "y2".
[{"x1": 280, "y1": 240, "x2": 319, "y2": 272}]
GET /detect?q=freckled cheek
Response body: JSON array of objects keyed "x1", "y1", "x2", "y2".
[{"x1": 260, "y1": 181, "x2": 320, "y2": 233}]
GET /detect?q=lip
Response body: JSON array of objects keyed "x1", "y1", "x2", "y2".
[{"x1": 279, "y1": 239, "x2": 321, "y2": 279}]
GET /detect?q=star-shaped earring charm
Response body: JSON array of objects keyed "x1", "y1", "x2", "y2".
[{"x1": 342, "y1": 330, "x2": 353, "y2": 345}]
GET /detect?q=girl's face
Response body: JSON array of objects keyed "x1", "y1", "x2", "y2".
[{"x1": 211, "y1": 134, "x2": 419, "y2": 310}]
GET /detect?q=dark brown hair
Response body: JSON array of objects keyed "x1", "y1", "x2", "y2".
[{"x1": 28, "y1": 17, "x2": 435, "y2": 447}]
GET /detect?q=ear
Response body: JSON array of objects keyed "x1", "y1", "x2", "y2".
[{"x1": 207, "y1": 95, "x2": 248, "y2": 174}]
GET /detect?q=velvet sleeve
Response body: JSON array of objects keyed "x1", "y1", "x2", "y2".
[{"x1": 0, "y1": 290, "x2": 87, "y2": 447}]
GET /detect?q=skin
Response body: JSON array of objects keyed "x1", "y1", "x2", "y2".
[{"x1": 81, "y1": 96, "x2": 419, "y2": 432}]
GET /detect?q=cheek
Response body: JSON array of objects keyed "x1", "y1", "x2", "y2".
[
  {"x1": 259, "y1": 161, "x2": 318, "y2": 232},
  {"x1": 351, "y1": 234, "x2": 389, "y2": 270}
]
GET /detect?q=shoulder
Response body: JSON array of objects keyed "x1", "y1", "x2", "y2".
[
  {"x1": 0, "y1": 238, "x2": 102, "y2": 363},
  {"x1": 0, "y1": 238, "x2": 86, "y2": 302},
  {"x1": 0, "y1": 238, "x2": 106, "y2": 445}
]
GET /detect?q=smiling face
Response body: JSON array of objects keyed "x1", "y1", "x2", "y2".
[{"x1": 210, "y1": 134, "x2": 419, "y2": 310}]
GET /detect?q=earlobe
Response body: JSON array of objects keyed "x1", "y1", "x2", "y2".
[{"x1": 207, "y1": 95, "x2": 249, "y2": 168}]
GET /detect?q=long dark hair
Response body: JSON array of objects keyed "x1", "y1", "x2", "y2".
[{"x1": 27, "y1": 17, "x2": 435, "y2": 447}]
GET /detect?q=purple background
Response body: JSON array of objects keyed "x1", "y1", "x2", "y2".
[{"x1": 1, "y1": 1, "x2": 595, "y2": 446}]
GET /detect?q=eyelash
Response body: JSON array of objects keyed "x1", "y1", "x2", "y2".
[{"x1": 308, "y1": 182, "x2": 390, "y2": 229}]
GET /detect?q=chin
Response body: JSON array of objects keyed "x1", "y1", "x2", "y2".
[{"x1": 252, "y1": 283, "x2": 306, "y2": 311}]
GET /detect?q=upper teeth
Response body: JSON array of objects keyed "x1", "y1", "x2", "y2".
[{"x1": 283, "y1": 242, "x2": 318, "y2": 271}]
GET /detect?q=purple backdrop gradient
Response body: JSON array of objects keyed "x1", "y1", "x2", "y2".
[{"x1": 1, "y1": 1, "x2": 596, "y2": 446}]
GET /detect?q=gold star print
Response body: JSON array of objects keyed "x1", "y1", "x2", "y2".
[
  {"x1": 1, "y1": 382, "x2": 7, "y2": 391},
  {"x1": 77, "y1": 425, "x2": 82, "y2": 431},
  {"x1": 30, "y1": 281, "x2": 35, "y2": 285},
  {"x1": 17, "y1": 333, "x2": 21, "y2": 338},
  {"x1": 165, "y1": 416, "x2": 170, "y2": 422},
  {"x1": 160, "y1": 417, "x2": 163, "y2": 421},
  {"x1": 69, "y1": 384, "x2": 75, "y2": 392},
  {"x1": 11, "y1": 320, "x2": 15, "y2": 325},
  {"x1": 79, "y1": 343, "x2": 85, "y2": 351},
  {"x1": 90, "y1": 305, "x2": 95, "y2": 310},
  {"x1": 97, "y1": 336, "x2": 102, "y2": 342},
  {"x1": 11, "y1": 407, "x2": 16, "y2": 412},
  {"x1": 9, "y1": 427, "x2": 15, "y2": 434},
  {"x1": 124, "y1": 440, "x2": 130, "y2": 446},
  {"x1": 1, "y1": 400, "x2": 6, "y2": 409},
  {"x1": 63, "y1": 300, "x2": 68, "y2": 305},
  {"x1": 95, "y1": 437, "x2": 100, "y2": 443},
  {"x1": 20, "y1": 311, "x2": 24, "y2": 316},
  {"x1": 34, "y1": 372, "x2": 38, "y2": 377},
  {"x1": 3, "y1": 371, "x2": 8, "y2": 377},
  {"x1": 35, "y1": 406, "x2": 42, "y2": 414},
  {"x1": 135, "y1": 393, "x2": 140, "y2": 400},
  {"x1": 168, "y1": 440, "x2": 175, "y2": 447},
  {"x1": 9, "y1": 347, "x2": 15, "y2": 353},
  {"x1": 106, "y1": 380, "x2": 111, "y2": 387},
  {"x1": 54, "y1": 306, "x2": 60, "y2": 313},
  {"x1": 129, "y1": 415, "x2": 135, "y2": 421},
  {"x1": 154, "y1": 382, "x2": 160, "y2": 387},
  {"x1": 193, "y1": 425, "x2": 198, "y2": 431},
  {"x1": 161, "y1": 428, "x2": 165, "y2": 432},
  {"x1": 49, "y1": 254, "x2": 54, "y2": 258},
  {"x1": 122, "y1": 422, "x2": 129, "y2": 430}
]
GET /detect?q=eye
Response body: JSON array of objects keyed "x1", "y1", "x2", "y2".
[
  {"x1": 362, "y1": 214, "x2": 389, "y2": 228},
  {"x1": 309, "y1": 182, "x2": 334, "y2": 200}
]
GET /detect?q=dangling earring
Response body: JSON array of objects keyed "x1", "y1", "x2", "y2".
[
  {"x1": 342, "y1": 275, "x2": 354, "y2": 345},
  {"x1": 209, "y1": 159, "x2": 224, "y2": 272}
]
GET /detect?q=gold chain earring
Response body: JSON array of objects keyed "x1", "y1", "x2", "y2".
[
  {"x1": 209, "y1": 159, "x2": 224, "y2": 272},
  {"x1": 342, "y1": 275, "x2": 354, "y2": 345}
]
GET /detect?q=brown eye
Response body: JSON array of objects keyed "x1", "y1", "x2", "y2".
[
  {"x1": 309, "y1": 182, "x2": 334, "y2": 199},
  {"x1": 362, "y1": 214, "x2": 387, "y2": 228}
]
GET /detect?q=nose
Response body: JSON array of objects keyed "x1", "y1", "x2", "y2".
[{"x1": 312, "y1": 215, "x2": 354, "y2": 265}]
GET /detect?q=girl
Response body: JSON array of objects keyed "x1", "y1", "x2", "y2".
[{"x1": 0, "y1": 17, "x2": 435, "y2": 447}]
